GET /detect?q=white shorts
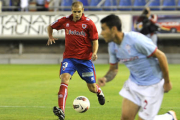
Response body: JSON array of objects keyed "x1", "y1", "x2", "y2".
[{"x1": 119, "y1": 79, "x2": 164, "y2": 120}]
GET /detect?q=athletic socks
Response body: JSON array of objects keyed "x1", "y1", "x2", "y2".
[
  {"x1": 96, "y1": 84, "x2": 102, "y2": 95},
  {"x1": 58, "y1": 83, "x2": 68, "y2": 112},
  {"x1": 57, "y1": 83, "x2": 102, "y2": 111}
]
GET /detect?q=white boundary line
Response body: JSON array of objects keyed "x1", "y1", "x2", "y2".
[
  {"x1": 0, "y1": 106, "x2": 180, "y2": 109},
  {"x1": 0, "y1": 106, "x2": 117, "y2": 108},
  {"x1": 0, "y1": 106, "x2": 51, "y2": 108}
]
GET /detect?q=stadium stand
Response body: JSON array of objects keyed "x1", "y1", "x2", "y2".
[
  {"x1": 118, "y1": 0, "x2": 132, "y2": 11},
  {"x1": 77, "y1": 0, "x2": 89, "y2": 11},
  {"x1": 148, "y1": 0, "x2": 161, "y2": 10},
  {"x1": 89, "y1": 0, "x2": 102, "y2": 11},
  {"x1": 1, "y1": 0, "x2": 180, "y2": 11},
  {"x1": 133, "y1": 0, "x2": 146, "y2": 10},
  {"x1": 178, "y1": 0, "x2": 180, "y2": 10},
  {"x1": 0, "y1": 1, "x2": 2, "y2": 12},
  {"x1": 60, "y1": 0, "x2": 73, "y2": 11},
  {"x1": 103, "y1": 0, "x2": 117, "y2": 11},
  {"x1": 162, "y1": 0, "x2": 176, "y2": 10},
  {"x1": 8, "y1": 0, "x2": 20, "y2": 11}
]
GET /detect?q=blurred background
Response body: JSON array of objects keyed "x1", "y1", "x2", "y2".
[{"x1": 0, "y1": 0, "x2": 180, "y2": 64}]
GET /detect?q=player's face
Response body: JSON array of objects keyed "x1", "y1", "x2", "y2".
[
  {"x1": 101, "y1": 23, "x2": 114, "y2": 43},
  {"x1": 72, "y1": 6, "x2": 84, "y2": 22}
]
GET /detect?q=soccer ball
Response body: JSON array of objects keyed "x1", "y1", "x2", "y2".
[{"x1": 73, "y1": 96, "x2": 90, "y2": 113}]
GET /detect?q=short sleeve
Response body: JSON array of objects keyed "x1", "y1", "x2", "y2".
[
  {"x1": 51, "y1": 17, "x2": 66, "y2": 30},
  {"x1": 88, "y1": 21, "x2": 98, "y2": 40},
  {"x1": 108, "y1": 43, "x2": 118, "y2": 64},
  {"x1": 134, "y1": 34, "x2": 157, "y2": 57}
]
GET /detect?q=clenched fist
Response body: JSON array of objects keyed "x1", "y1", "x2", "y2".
[{"x1": 98, "y1": 77, "x2": 107, "y2": 87}]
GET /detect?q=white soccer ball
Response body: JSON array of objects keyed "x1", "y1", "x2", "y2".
[{"x1": 73, "y1": 96, "x2": 90, "y2": 113}]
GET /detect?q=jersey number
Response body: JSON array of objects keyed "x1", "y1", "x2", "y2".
[
  {"x1": 144, "y1": 100, "x2": 148, "y2": 109},
  {"x1": 62, "y1": 62, "x2": 68, "y2": 71}
]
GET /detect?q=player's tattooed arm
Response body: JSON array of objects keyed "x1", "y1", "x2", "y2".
[
  {"x1": 104, "y1": 63, "x2": 118, "y2": 82},
  {"x1": 98, "y1": 63, "x2": 118, "y2": 86}
]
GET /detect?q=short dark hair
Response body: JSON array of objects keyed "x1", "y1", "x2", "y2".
[
  {"x1": 142, "y1": 8, "x2": 149, "y2": 15},
  {"x1": 100, "y1": 14, "x2": 122, "y2": 31}
]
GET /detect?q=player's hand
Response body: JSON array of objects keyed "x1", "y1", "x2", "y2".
[
  {"x1": 47, "y1": 37, "x2": 58, "y2": 46},
  {"x1": 92, "y1": 53, "x2": 97, "y2": 61},
  {"x1": 163, "y1": 81, "x2": 172, "y2": 93},
  {"x1": 98, "y1": 77, "x2": 106, "y2": 87}
]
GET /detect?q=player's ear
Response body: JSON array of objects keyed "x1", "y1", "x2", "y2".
[{"x1": 111, "y1": 26, "x2": 117, "y2": 32}]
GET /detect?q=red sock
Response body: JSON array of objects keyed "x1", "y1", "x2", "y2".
[
  {"x1": 58, "y1": 83, "x2": 68, "y2": 112},
  {"x1": 96, "y1": 84, "x2": 102, "y2": 94}
]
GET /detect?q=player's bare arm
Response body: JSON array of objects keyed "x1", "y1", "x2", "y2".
[
  {"x1": 47, "y1": 25, "x2": 58, "y2": 46},
  {"x1": 152, "y1": 49, "x2": 172, "y2": 92},
  {"x1": 92, "y1": 40, "x2": 98, "y2": 61},
  {"x1": 98, "y1": 63, "x2": 118, "y2": 87}
]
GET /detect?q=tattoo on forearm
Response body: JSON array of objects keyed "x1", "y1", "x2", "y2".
[{"x1": 104, "y1": 70, "x2": 118, "y2": 82}]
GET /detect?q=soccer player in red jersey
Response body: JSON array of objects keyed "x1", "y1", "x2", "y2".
[{"x1": 47, "y1": 1, "x2": 105, "y2": 120}]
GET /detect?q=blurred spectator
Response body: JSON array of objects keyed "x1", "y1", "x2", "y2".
[
  {"x1": 0, "y1": 0, "x2": 2, "y2": 12},
  {"x1": 47, "y1": 0, "x2": 60, "y2": 11},
  {"x1": 20, "y1": 0, "x2": 29, "y2": 11},
  {"x1": 134, "y1": 7, "x2": 160, "y2": 46},
  {"x1": 1, "y1": 0, "x2": 9, "y2": 11},
  {"x1": 49, "y1": 0, "x2": 60, "y2": 11},
  {"x1": 10, "y1": 0, "x2": 20, "y2": 11},
  {"x1": 36, "y1": 0, "x2": 50, "y2": 11}
]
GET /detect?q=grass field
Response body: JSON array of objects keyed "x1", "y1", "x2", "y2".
[{"x1": 0, "y1": 64, "x2": 179, "y2": 120}]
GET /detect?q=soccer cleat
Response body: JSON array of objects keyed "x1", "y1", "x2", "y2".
[
  {"x1": 167, "y1": 110, "x2": 177, "y2": 120},
  {"x1": 97, "y1": 91, "x2": 105, "y2": 105},
  {"x1": 53, "y1": 106, "x2": 65, "y2": 120}
]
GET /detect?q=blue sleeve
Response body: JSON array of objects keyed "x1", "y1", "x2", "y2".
[
  {"x1": 134, "y1": 33, "x2": 157, "y2": 57},
  {"x1": 108, "y1": 43, "x2": 118, "y2": 64}
]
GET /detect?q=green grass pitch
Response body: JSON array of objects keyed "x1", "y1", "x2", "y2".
[{"x1": 0, "y1": 64, "x2": 179, "y2": 120}]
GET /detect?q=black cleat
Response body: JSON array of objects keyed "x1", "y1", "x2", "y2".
[
  {"x1": 53, "y1": 106, "x2": 65, "y2": 120},
  {"x1": 97, "y1": 91, "x2": 105, "y2": 105}
]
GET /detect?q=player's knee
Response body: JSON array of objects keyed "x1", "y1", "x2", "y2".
[
  {"x1": 60, "y1": 75, "x2": 70, "y2": 83},
  {"x1": 121, "y1": 117, "x2": 130, "y2": 120},
  {"x1": 121, "y1": 113, "x2": 132, "y2": 120}
]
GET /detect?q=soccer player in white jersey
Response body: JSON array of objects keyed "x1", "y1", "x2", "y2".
[{"x1": 98, "y1": 14, "x2": 177, "y2": 120}]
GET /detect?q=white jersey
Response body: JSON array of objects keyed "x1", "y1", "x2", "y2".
[{"x1": 108, "y1": 31, "x2": 162, "y2": 85}]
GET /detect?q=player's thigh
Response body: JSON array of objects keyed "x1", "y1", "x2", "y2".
[
  {"x1": 60, "y1": 58, "x2": 76, "y2": 78},
  {"x1": 121, "y1": 98, "x2": 140, "y2": 120},
  {"x1": 138, "y1": 80, "x2": 164, "y2": 120},
  {"x1": 76, "y1": 60, "x2": 96, "y2": 84},
  {"x1": 138, "y1": 117, "x2": 143, "y2": 120}
]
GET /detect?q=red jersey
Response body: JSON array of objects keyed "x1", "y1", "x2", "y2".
[{"x1": 51, "y1": 14, "x2": 98, "y2": 60}]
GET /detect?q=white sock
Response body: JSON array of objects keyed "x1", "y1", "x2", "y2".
[{"x1": 153, "y1": 113, "x2": 173, "y2": 120}]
